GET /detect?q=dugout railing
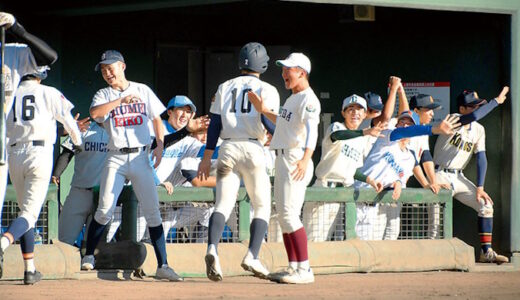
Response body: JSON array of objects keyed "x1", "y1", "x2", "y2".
[{"x1": 0, "y1": 185, "x2": 452, "y2": 244}]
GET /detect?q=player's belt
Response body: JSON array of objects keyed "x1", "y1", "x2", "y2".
[
  {"x1": 117, "y1": 146, "x2": 147, "y2": 154},
  {"x1": 10, "y1": 140, "x2": 45, "y2": 147},
  {"x1": 435, "y1": 165, "x2": 462, "y2": 175}
]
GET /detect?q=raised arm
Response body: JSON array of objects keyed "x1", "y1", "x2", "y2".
[
  {"x1": 373, "y1": 76, "x2": 401, "y2": 125},
  {"x1": 1, "y1": 12, "x2": 58, "y2": 66}
]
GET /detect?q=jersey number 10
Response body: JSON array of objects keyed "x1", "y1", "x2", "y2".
[
  {"x1": 229, "y1": 88, "x2": 252, "y2": 114},
  {"x1": 12, "y1": 95, "x2": 36, "y2": 122}
]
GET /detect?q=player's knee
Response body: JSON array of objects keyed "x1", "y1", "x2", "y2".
[
  {"x1": 479, "y1": 204, "x2": 494, "y2": 218},
  {"x1": 143, "y1": 211, "x2": 162, "y2": 227},
  {"x1": 18, "y1": 215, "x2": 37, "y2": 229},
  {"x1": 278, "y1": 213, "x2": 302, "y2": 233},
  {"x1": 94, "y1": 211, "x2": 112, "y2": 225}
]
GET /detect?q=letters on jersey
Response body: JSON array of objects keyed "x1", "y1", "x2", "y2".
[{"x1": 110, "y1": 102, "x2": 147, "y2": 127}]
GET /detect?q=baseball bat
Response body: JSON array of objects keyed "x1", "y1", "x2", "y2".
[{"x1": 0, "y1": 26, "x2": 6, "y2": 165}]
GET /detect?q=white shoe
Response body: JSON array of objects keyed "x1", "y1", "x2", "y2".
[
  {"x1": 205, "y1": 250, "x2": 223, "y2": 282},
  {"x1": 81, "y1": 255, "x2": 95, "y2": 271},
  {"x1": 267, "y1": 266, "x2": 296, "y2": 283},
  {"x1": 155, "y1": 265, "x2": 184, "y2": 282},
  {"x1": 279, "y1": 267, "x2": 314, "y2": 284},
  {"x1": 241, "y1": 254, "x2": 270, "y2": 279},
  {"x1": 479, "y1": 248, "x2": 509, "y2": 265}
]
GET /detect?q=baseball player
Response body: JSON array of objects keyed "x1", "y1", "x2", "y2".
[
  {"x1": 51, "y1": 122, "x2": 109, "y2": 246},
  {"x1": 0, "y1": 12, "x2": 58, "y2": 224},
  {"x1": 198, "y1": 42, "x2": 279, "y2": 282},
  {"x1": 433, "y1": 87, "x2": 509, "y2": 264},
  {"x1": 355, "y1": 111, "x2": 459, "y2": 240},
  {"x1": 302, "y1": 94, "x2": 385, "y2": 242},
  {"x1": 0, "y1": 67, "x2": 81, "y2": 284},
  {"x1": 249, "y1": 52, "x2": 320, "y2": 284},
  {"x1": 80, "y1": 50, "x2": 183, "y2": 281}
]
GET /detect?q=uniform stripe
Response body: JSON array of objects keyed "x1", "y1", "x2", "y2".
[{"x1": 22, "y1": 252, "x2": 34, "y2": 260}]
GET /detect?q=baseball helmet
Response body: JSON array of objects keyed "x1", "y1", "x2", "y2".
[
  {"x1": 26, "y1": 66, "x2": 49, "y2": 80},
  {"x1": 238, "y1": 42, "x2": 269, "y2": 74}
]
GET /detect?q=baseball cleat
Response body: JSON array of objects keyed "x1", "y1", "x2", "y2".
[
  {"x1": 479, "y1": 249, "x2": 509, "y2": 265},
  {"x1": 267, "y1": 266, "x2": 296, "y2": 283},
  {"x1": 205, "y1": 252, "x2": 223, "y2": 282},
  {"x1": 23, "y1": 270, "x2": 42, "y2": 285},
  {"x1": 155, "y1": 265, "x2": 184, "y2": 282},
  {"x1": 279, "y1": 267, "x2": 314, "y2": 284},
  {"x1": 81, "y1": 255, "x2": 95, "y2": 270},
  {"x1": 241, "y1": 255, "x2": 270, "y2": 279}
]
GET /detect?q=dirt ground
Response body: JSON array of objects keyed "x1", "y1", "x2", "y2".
[{"x1": 1, "y1": 271, "x2": 519, "y2": 300}]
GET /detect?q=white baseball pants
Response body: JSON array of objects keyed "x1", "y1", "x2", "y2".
[
  {"x1": 214, "y1": 140, "x2": 271, "y2": 222},
  {"x1": 274, "y1": 148, "x2": 314, "y2": 233},
  {"x1": 94, "y1": 149, "x2": 162, "y2": 227},
  {"x1": 58, "y1": 186, "x2": 95, "y2": 245},
  {"x1": 8, "y1": 143, "x2": 53, "y2": 227}
]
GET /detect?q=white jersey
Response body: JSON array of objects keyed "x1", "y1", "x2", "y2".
[
  {"x1": 315, "y1": 122, "x2": 373, "y2": 186},
  {"x1": 210, "y1": 74, "x2": 280, "y2": 143},
  {"x1": 62, "y1": 122, "x2": 109, "y2": 188},
  {"x1": 7, "y1": 80, "x2": 81, "y2": 146},
  {"x1": 2, "y1": 43, "x2": 38, "y2": 112},
  {"x1": 355, "y1": 128, "x2": 417, "y2": 188},
  {"x1": 168, "y1": 156, "x2": 217, "y2": 187},
  {"x1": 433, "y1": 115, "x2": 485, "y2": 170},
  {"x1": 155, "y1": 135, "x2": 203, "y2": 183},
  {"x1": 270, "y1": 87, "x2": 321, "y2": 150},
  {"x1": 91, "y1": 81, "x2": 166, "y2": 149}
]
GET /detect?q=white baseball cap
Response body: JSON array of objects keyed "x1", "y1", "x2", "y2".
[
  {"x1": 342, "y1": 94, "x2": 367, "y2": 111},
  {"x1": 276, "y1": 53, "x2": 311, "y2": 74}
]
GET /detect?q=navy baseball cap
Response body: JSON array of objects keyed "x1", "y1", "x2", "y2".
[
  {"x1": 397, "y1": 110, "x2": 420, "y2": 125},
  {"x1": 364, "y1": 92, "x2": 384, "y2": 111},
  {"x1": 457, "y1": 90, "x2": 487, "y2": 107},
  {"x1": 167, "y1": 95, "x2": 196, "y2": 113},
  {"x1": 95, "y1": 50, "x2": 125, "y2": 71},
  {"x1": 410, "y1": 94, "x2": 442, "y2": 110}
]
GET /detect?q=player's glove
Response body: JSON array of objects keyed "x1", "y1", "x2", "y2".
[{"x1": 0, "y1": 12, "x2": 15, "y2": 28}]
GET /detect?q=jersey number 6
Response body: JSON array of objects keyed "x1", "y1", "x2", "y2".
[
  {"x1": 229, "y1": 88, "x2": 252, "y2": 114},
  {"x1": 12, "y1": 95, "x2": 36, "y2": 122}
]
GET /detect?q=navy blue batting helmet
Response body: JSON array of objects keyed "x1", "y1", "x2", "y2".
[{"x1": 238, "y1": 42, "x2": 269, "y2": 74}]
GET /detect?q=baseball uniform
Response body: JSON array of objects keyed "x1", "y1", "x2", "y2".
[
  {"x1": 303, "y1": 121, "x2": 373, "y2": 241},
  {"x1": 0, "y1": 44, "x2": 38, "y2": 218},
  {"x1": 56, "y1": 122, "x2": 109, "y2": 245},
  {"x1": 433, "y1": 117, "x2": 489, "y2": 218},
  {"x1": 2, "y1": 78, "x2": 81, "y2": 280},
  {"x1": 355, "y1": 125, "x2": 418, "y2": 240}
]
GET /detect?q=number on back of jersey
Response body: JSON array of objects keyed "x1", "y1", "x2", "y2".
[
  {"x1": 229, "y1": 88, "x2": 252, "y2": 114},
  {"x1": 12, "y1": 95, "x2": 36, "y2": 122}
]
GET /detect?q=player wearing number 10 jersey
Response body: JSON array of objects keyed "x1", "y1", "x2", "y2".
[{"x1": 198, "y1": 42, "x2": 280, "y2": 281}]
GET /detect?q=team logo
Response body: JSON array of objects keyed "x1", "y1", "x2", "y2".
[
  {"x1": 245, "y1": 59, "x2": 249, "y2": 66},
  {"x1": 305, "y1": 104, "x2": 316, "y2": 113}
]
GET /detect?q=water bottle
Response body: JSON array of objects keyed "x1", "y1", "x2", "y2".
[{"x1": 34, "y1": 229, "x2": 43, "y2": 245}]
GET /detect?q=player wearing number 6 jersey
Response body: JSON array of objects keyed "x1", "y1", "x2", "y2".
[
  {"x1": 198, "y1": 42, "x2": 279, "y2": 282},
  {"x1": 0, "y1": 68, "x2": 81, "y2": 284}
]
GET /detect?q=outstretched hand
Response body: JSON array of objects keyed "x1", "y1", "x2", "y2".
[
  {"x1": 0, "y1": 12, "x2": 15, "y2": 28},
  {"x1": 363, "y1": 121, "x2": 387, "y2": 138},
  {"x1": 432, "y1": 114, "x2": 461, "y2": 135},
  {"x1": 74, "y1": 113, "x2": 91, "y2": 132},
  {"x1": 495, "y1": 86, "x2": 509, "y2": 104},
  {"x1": 187, "y1": 115, "x2": 210, "y2": 132},
  {"x1": 247, "y1": 91, "x2": 267, "y2": 114}
]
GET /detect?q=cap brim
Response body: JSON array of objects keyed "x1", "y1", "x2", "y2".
[
  {"x1": 94, "y1": 59, "x2": 121, "y2": 71},
  {"x1": 276, "y1": 60, "x2": 294, "y2": 68},
  {"x1": 167, "y1": 103, "x2": 196, "y2": 113},
  {"x1": 469, "y1": 99, "x2": 487, "y2": 107},
  {"x1": 422, "y1": 102, "x2": 442, "y2": 110},
  {"x1": 368, "y1": 103, "x2": 384, "y2": 111}
]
